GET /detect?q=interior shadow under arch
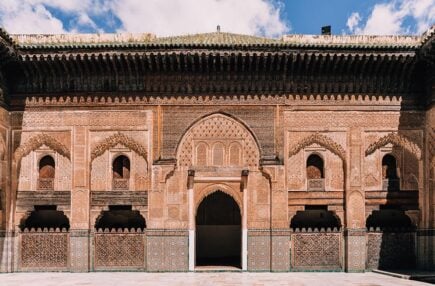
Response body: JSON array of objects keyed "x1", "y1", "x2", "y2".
[
  {"x1": 95, "y1": 205, "x2": 146, "y2": 231},
  {"x1": 196, "y1": 190, "x2": 241, "y2": 268}
]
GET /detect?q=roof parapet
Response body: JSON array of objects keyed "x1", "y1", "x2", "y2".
[
  {"x1": 281, "y1": 34, "x2": 420, "y2": 48},
  {"x1": 5, "y1": 25, "x2": 435, "y2": 50},
  {"x1": 11, "y1": 33, "x2": 156, "y2": 45}
]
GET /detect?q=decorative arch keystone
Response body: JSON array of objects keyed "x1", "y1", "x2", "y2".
[
  {"x1": 91, "y1": 133, "x2": 148, "y2": 162},
  {"x1": 288, "y1": 133, "x2": 346, "y2": 163},
  {"x1": 365, "y1": 132, "x2": 421, "y2": 160},
  {"x1": 14, "y1": 133, "x2": 70, "y2": 162}
]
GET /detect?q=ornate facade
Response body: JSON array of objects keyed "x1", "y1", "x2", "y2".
[{"x1": 0, "y1": 27, "x2": 434, "y2": 272}]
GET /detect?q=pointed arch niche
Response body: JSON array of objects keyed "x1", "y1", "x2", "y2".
[
  {"x1": 14, "y1": 133, "x2": 72, "y2": 192},
  {"x1": 90, "y1": 133, "x2": 148, "y2": 191},
  {"x1": 176, "y1": 113, "x2": 260, "y2": 169},
  {"x1": 364, "y1": 132, "x2": 422, "y2": 191},
  {"x1": 287, "y1": 133, "x2": 346, "y2": 192}
]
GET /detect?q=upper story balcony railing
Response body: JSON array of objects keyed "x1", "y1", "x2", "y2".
[
  {"x1": 37, "y1": 178, "x2": 54, "y2": 190},
  {"x1": 113, "y1": 178, "x2": 129, "y2": 190},
  {"x1": 307, "y1": 179, "x2": 325, "y2": 191}
]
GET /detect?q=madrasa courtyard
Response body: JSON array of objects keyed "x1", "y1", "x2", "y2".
[{"x1": 0, "y1": 12, "x2": 433, "y2": 286}]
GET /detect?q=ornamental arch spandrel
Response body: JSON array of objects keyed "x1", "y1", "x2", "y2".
[{"x1": 176, "y1": 112, "x2": 261, "y2": 169}]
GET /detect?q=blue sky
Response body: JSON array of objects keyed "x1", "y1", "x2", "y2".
[
  {"x1": 283, "y1": 0, "x2": 378, "y2": 34},
  {"x1": 0, "y1": 0, "x2": 433, "y2": 36}
]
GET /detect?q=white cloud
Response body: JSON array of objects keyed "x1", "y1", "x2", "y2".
[
  {"x1": 0, "y1": 1, "x2": 65, "y2": 33},
  {"x1": 347, "y1": 0, "x2": 435, "y2": 35},
  {"x1": 0, "y1": 0, "x2": 98, "y2": 33},
  {"x1": 346, "y1": 12, "x2": 361, "y2": 33},
  {"x1": 0, "y1": 0, "x2": 289, "y2": 37},
  {"x1": 110, "y1": 0, "x2": 289, "y2": 37}
]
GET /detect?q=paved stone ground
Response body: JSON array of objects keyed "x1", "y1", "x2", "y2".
[{"x1": 0, "y1": 272, "x2": 431, "y2": 286}]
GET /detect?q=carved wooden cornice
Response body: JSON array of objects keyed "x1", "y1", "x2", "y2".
[{"x1": 7, "y1": 52, "x2": 421, "y2": 96}]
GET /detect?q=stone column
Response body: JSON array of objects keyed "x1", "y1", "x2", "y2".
[
  {"x1": 260, "y1": 164, "x2": 289, "y2": 272},
  {"x1": 344, "y1": 128, "x2": 366, "y2": 272},
  {"x1": 418, "y1": 104, "x2": 435, "y2": 269},
  {"x1": 187, "y1": 170, "x2": 195, "y2": 271},
  {"x1": 241, "y1": 170, "x2": 248, "y2": 271},
  {"x1": 70, "y1": 126, "x2": 90, "y2": 272}
]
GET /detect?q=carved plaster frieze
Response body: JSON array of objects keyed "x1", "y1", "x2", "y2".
[
  {"x1": 365, "y1": 132, "x2": 422, "y2": 160},
  {"x1": 23, "y1": 94, "x2": 406, "y2": 107},
  {"x1": 288, "y1": 133, "x2": 346, "y2": 164},
  {"x1": 13, "y1": 133, "x2": 71, "y2": 162},
  {"x1": 91, "y1": 132, "x2": 147, "y2": 163}
]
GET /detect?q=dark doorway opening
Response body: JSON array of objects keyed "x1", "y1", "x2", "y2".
[{"x1": 196, "y1": 191, "x2": 241, "y2": 268}]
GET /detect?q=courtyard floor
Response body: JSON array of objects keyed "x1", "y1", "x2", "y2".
[{"x1": 0, "y1": 272, "x2": 432, "y2": 286}]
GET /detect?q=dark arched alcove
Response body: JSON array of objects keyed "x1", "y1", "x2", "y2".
[
  {"x1": 306, "y1": 154, "x2": 325, "y2": 191},
  {"x1": 366, "y1": 209, "x2": 416, "y2": 270},
  {"x1": 306, "y1": 154, "x2": 324, "y2": 179},
  {"x1": 112, "y1": 155, "x2": 130, "y2": 190},
  {"x1": 112, "y1": 155, "x2": 130, "y2": 179},
  {"x1": 196, "y1": 191, "x2": 241, "y2": 268},
  {"x1": 95, "y1": 205, "x2": 146, "y2": 230},
  {"x1": 366, "y1": 209, "x2": 414, "y2": 230},
  {"x1": 290, "y1": 206, "x2": 341, "y2": 230},
  {"x1": 20, "y1": 205, "x2": 69, "y2": 230},
  {"x1": 382, "y1": 154, "x2": 399, "y2": 191},
  {"x1": 38, "y1": 155, "x2": 55, "y2": 190}
]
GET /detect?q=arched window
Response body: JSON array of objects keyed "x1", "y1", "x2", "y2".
[
  {"x1": 112, "y1": 155, "x2": 130, "y2": 190},
  {"x1": 38, "y1": 155, "x2": 55, "y2": 190},
  {"x1": 382, "y1": 154, "x2": 399, "y2": 191},
  {"x1": 306, "y1": 154, "x2": 324, "y2": 191}
]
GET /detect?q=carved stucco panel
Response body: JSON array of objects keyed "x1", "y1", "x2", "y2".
[
  {"x1": 91, "y1": 150, "x2": 108, "y2": 191},
  {"x1": 177, "y1": 114, "x2": 260, "y2": 168},
  {"x1": 56, "y1": 153, "x2": 72, "y2": 191},
  {"x1": 18, "y1": 154, "x2": 32, "y2": 191},
  {"x1": 365, "y1": 132, "x2": 422, "y2": 160},
  {"x1": 17, "y1": 144, "x2": 72, "y2": 191},
  {"x1": 347, "y1": 191, "x2": 365, "y2": 228},
  {"x1": 287, "y1": 132, "x2": 346, "y2": 192},
  {"x1": 287, "y1": 151, "x2": 304, "y2": 190},
  {"x1": 21, "y1": 110, "x2": 149, "y2": 128},
  {"x1": 133, "y1": 153, "x2": 148, "y2": 191},
  {"x1": 364, "y1": 131, "x2": 422, "y2": 191},
  {"x1": 14, "y1": 133, "x2": 71, "y2": 163},
  {"x1": 363, "y1": 153, "x2": 380, "y2": 190},
  {"x1": 284, "y1": 111, "x2": 424, "y2": 129},
  {"x1": 328, "y1": 153, "x2": 344, "y2": 191},
  {"x1": 90, "y1": 131, "x2": 149, "y2": 192},
  {"x1": 403, "y1": 149, "x2": 419, "y2": 190}
]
